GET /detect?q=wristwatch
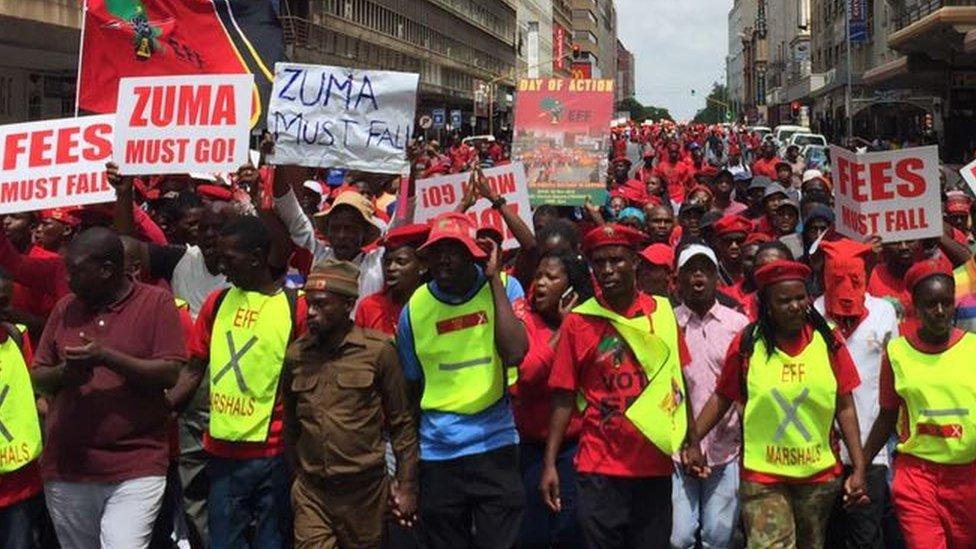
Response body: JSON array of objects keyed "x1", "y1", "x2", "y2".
[{"x1": 490, "y1": 196, "x2": 507, "y2": 209}]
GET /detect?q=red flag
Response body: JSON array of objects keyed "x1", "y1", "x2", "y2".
[{"x1": 78, "y1": 0, "x2": 275, "y2": 125}]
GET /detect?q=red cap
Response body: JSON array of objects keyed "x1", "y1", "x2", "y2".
[
  {"x1": 904, "y1": 257, "x2": 953, "y2": 293},
  {"x1": 196, "y1": 184, "x2": 233, "y2": 202},
  {"x1": 639, "y1": 243, "x2": 675, "y2": 269},
  {"x1": 713, "y1": 215, "x2": 753, "y2": 237},
  {"x1": 754, "y1": 260, "x2": 811, "y2": 291},
  {"x1": 420, "y1": 212, "x2": 487, "y2": 259},
  {"x1": 382, "y1": 223, "x2": 430, "y2": 251},
  {"x1": 39, "y1": 207, "x2": 81, "y2": 228},
  {"x1": 699, "y1": 165, "x2": 720, "y2": 178},
  {"x1": 582, "y1": 223, "x2": 645, "y2": 255}
]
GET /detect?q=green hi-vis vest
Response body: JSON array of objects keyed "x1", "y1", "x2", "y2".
[
  {"x1": 742, "y1": 330, "x2": 838, "y2": 478},
  {"x1": 573, "y1": 297, "x2": 688, "y2": 456},
  {"x1": 0, "y1": 324, "x2": 41, "y2": 473},
  {"x1": 888, "y1": 333, "x2": 976, "y2": 464},
  {"x1": 409, "y1": 276, "x2": 514, "y2": 415},
  {"x1": 209, "y1": 288, "x2": 293, "y2": 443}
]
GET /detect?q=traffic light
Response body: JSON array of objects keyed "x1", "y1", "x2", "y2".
[
  {"x1": 572, "y1": 44, "x2": 581, "y2": 59},
  {"x1": 791, "y1": 101, "x2": 801, "y2": 118}
]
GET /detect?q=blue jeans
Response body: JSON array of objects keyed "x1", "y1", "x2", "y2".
[
  {"x1": 208, "y1": 454, "x2": 292, "y2": 549},
  {"x1": 518, "y1": 440, "x2": 584, "y2": 548},
  {"x1": 670, "y1": 460, "x2": 739, "y2": 549},
  {"x1": 0, "y1": 494, "x2": 39, "y2": 549}
]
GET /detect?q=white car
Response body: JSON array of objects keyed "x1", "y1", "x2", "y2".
[
  {"x1": 789, "y1": 133, "x2": 827, "y2": 149},
  {"x1": 773, "y1": 125, "x2": 811, "y2": 148}
]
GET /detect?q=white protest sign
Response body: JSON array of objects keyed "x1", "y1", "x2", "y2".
[
  {"x1": 960, "y1": 158, "x2": 976, "y2": 197},
  {"x1": 267, "y1": 63, "x2": 418, "y2": 174},
  {"x1": 114, "y1": 74, "x2": 253, "y2": 175},
  {"x1": 831, "y1": 145, "x2": 942, "y2": 242},
  {"x1": 0, "y1": 115, "x2": 115, "y2": 214},
  {"x1": 414, "y1": 163, "x2": 533, "y2": 250}
]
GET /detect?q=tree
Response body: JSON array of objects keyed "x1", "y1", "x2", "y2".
[
  {"x1": 615, "y1": 97, "x2": 673, "y2": 123},
  {"x1": 692, "y1": 82, "x2": 731, "y2": 124}
]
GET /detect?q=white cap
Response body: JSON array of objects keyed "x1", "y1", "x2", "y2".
[
  {"x1": 802, "y1": 169, "x2": 824, "y2": 183},
  {"x1": 302, "y1": 180, "x2": 324, "y2": 195},
  {"x1": 677, "y1": 244, "x2": 718, "y2": 270}
]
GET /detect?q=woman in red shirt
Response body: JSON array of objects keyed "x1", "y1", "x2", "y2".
[
  {"x1": 354, "y1": 224, "x2": 430, "y2": 335},
  {"x1": 687, "y1": 260, "x2": 868, "y2": 548},
  {"x1": 512, "y1": 251, "x2": 591, "y2": 548}
]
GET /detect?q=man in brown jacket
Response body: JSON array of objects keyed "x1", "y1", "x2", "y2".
[{"x1": 284, "y1": 260, "x2": 418, "y2": 548}]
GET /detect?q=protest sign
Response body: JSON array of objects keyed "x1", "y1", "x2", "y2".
[
  {"x1": 512, "y1": 78, "x2": 614, "y2": 206},
  {"x1": 0, "y1": 115, "x2": 115, "y2": 215},
  {"x1": 267, "y1": 63, "x2": 419, "y2": 174},
  {"x1": 114, "y1": 74, "x2": 253, "y2": 175},
  {"x1": 413, "y1": 163, "x2": 533, "y2": 250},
  {"x1": 960, "y1": 158, "x2": 976, "y2": 197},
  {"x1": 831, "y1": 145, "x2": 942, "y2": 242}
]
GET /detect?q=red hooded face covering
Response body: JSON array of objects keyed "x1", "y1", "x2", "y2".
[{"x1": 821, "y1": 239, "x2": 874, "y2": 321}]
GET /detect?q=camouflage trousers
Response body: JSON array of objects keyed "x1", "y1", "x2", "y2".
[{"x1": 740, "y1": 477, "x2": 842, "y2": 548}]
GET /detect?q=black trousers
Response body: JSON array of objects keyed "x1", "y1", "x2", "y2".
[
  {"x1": 825, "y1": 464, "x2": 899, "y2": 549},
  {"x1": 576, "y1": 473, "x2": 671, "y2": 549},
  {"x1": 419, "y1": 444, "x2": 525, "y2": 549}
]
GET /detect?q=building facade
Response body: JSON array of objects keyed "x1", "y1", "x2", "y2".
[
  {"x1": 517, "y1": 0, "x2": 554, "y2": 79},
  {"x1": 762, "y1": 0, "x2": 812, "y2": 127},
  {"x1": 281, "y1": 0, "x2": 518, "y2": 136},
  {"x1": 727, "y1": 0, "x2": 758, "y2": 117},
  {"x1": 0, "y1": 0, "x2": 81, "y2": 124},
  {"x1": 569, "y1": 0, "x2": 616, "y2": 80},
  {"x1": 616, "y1": 38, "x2": 634, "y2": 103},
  {"x1": 552, "y1": 0, "x2": 573, "y2": 77}
]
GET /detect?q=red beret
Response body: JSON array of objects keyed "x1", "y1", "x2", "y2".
[
  {"x1": 612, "y1": 155, "x2": 632, "y2": 166},
  {"x1": 39, "y1": 207, "x2": 82, "y2": 228},
  {"x1": 382, "y1": 223, "x2": 430, "y2": 251},
  {"x1": 618, "y1": 179, "x2": 649, "y2": 205},
  {"x1": 582, "y1": 223, "x2": 645, "y2": 255},
  {"x1": 946, "y1": 200, "x2": 971, "y2": 215},
  {"x1": 744, "y1": 233, "x2": 772, "y2": 246},
  {"x1": 713, "y1": 215, "x2": 752, "y2": 237},
  {"x1": 639, "y1": 243, "x2": 675, "y2": 269},
  {"x1": 699, "y1": 165, "x2": 720, "y2": 178},
  {"x1": 754, "y1": 260, "x2": 811, "y2": 291},
  {"x1": 196, "y1": 184, "x2": 233, "y2": 202},
  {"x1": 904, "y1": 257, "x2": 953, "y2": 293}
]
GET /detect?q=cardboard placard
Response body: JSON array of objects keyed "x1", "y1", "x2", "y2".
[
  {"x1": 831, "y1": 145, "x2": 942, "y2": 242},
  {"x1": 267, "y1": 63, "x2": 419, "y2": 174},
  {"x1": 413, "y1": 163, "x2": 533, "y2": 250},
  {"x1": 512, "y1": 78, "x2": 614, "y2": 206},
  {"x1": 0, "y1": 115, "x2": 115, "y2": 214},
  {"x1": 114, "y1": 74, "x2": 253, "y2": 175}
]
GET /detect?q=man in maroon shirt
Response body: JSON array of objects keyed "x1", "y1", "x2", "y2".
[{"x1": 30, "y1": 227, "x2": 187, "y2": 549}]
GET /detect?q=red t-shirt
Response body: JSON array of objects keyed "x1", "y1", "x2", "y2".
[
  {"x1": 512, "y1": 311, "x2": 582, "y2": 443},
  {"x1": 868, "y1": 264, "x2": 910, "y2": 318},
  {"x1": 190, "y1": 288, "x2": 307, "y2": 460},
  {"x1": 0, "y1": 331, "x2": 39, "y2": 509},
  {"x1": 354, "y1": 290, "x2": 402, "y2": 336},
  {"x1": 715, "y1": 324, "x2": 861, "y2": 484},
  {"x1": 10, "y1": 246, "x2": 59, "y2": 323},
  {"x1": 549, "y1": 293, "x2": 691, "y2": 477},
  {"x1": 34, "y1": 283, "x2": 187, "y2": 483},
  {"x1": 654, "y1": 160, "x2": 694, "y2": 203},
  {"x1": 752, "y1": 156, "x2": 782, "y2": 178}
]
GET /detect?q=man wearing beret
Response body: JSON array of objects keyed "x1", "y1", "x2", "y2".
[
  {"x1": 543, "y1": 223, "x2": 694, "y2": 548},
  {"x1": 284, "y1": 260, "x2": 418, "y2": 548}
]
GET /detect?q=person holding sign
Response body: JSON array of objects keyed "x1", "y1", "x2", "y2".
[
  {"x1": 543, "y1": 224, "x2": 693, "y2": 548},
  {"x1": 863, "y1": 260, "x2": 976, "y2": 548},
  {"x1": 688, "y1": 260, "x2": 868, "y2": 548}
]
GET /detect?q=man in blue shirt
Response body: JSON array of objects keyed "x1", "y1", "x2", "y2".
[{"x1": 397, "y1": 212, "x2": 528, "y2": 548}]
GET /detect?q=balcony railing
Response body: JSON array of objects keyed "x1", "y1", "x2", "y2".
[{"x1": 894, "y1": 0, "x2": 976, "y2": 30}]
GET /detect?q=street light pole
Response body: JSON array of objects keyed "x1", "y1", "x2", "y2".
[{"x1": 845, "y1": 0, "x2": 854, "y2": 141}]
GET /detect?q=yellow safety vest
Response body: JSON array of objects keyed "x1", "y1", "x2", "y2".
[
  {"x1": 742, "y1": 330, "x2": 838, "y2": 477},
  {"x1": 0, "y1": 324, "x2": 41, "y2": 473},
  {"x1": 409, "y1": 277, "x2": 513, "y2": 414},
  {"x1": 208, "y1": 288, "x2": 293, "y2": 442},
  {"x1": 573, "y1": 297, "x2": 688, "y2": 456},
  {"x1": 888, "y1": 333, "x2": 976, "y2": 464}
]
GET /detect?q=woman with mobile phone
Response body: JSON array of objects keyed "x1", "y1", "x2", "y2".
[{"x1": 512, "y1": 251, "x2": 593, "y2": 549}]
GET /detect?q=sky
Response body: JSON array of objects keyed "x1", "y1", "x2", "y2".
[{"x1": 615, "y1": 0, "x2": 731, "y2": 121}]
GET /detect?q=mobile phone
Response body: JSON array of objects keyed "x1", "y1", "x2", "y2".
[{"x1": 561, "y1": 286, "x2": 575, "y2": 301}]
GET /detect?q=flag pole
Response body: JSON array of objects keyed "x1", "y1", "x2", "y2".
[{"x1": 74, "y1": 0, "x2": 88, "y2": 117}]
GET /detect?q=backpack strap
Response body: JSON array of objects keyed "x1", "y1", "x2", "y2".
[{"x1": 1, "y1": 322, "x2": 23, "y2": 350}]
